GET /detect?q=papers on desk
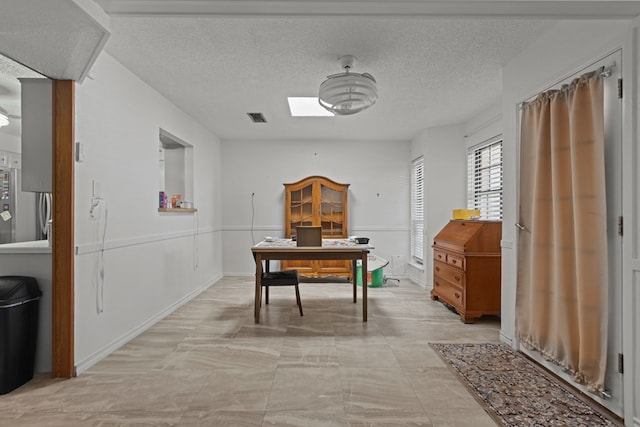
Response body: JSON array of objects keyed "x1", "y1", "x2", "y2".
[
  {"x1": 254, "y1": 238, "x2": 374, "y2": 249},
  {"x1": 254, "y1": 238, "x2": 295, "y2": 247},
  {"x1": 322, "y1": 239, "x2": 368, "y2": 247}
]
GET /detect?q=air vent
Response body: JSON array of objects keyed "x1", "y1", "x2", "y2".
[{"x1": 247, "y1": 112, "x2": 267, "y2": 123}]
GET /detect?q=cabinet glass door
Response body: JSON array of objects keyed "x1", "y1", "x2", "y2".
[
  {"x1": 289, "y1": 183, "x2": 313, "y2": 235},
  {"x1": 320, "y1": 184, "x2": 343, "y2": 236}
]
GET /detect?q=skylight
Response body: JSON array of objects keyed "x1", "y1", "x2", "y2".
[{"x1": 287, "y1": 97, "x2": 334, "y2": 117}]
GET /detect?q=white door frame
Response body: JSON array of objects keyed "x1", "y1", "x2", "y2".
[
  {"x1": 620, "y1": 23, "x2": 638, "y2": 427},
  {"x1": 514, "y1": 48, "x2": 625, "y2": 418}
]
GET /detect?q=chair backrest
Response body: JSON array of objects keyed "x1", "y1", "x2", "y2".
[{"x1": 296, "y1": 226, "x2": 322, "y2": 247}]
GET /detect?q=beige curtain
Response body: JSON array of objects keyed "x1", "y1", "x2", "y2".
[{"x1": 516, "y1": 69, "x2": 608, "y2": 392}]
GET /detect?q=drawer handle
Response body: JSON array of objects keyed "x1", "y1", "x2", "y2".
[
  {"x1": 451, "y1": 259, "x2": 457, "y2": 264},
  {"x1": 454, "y1": 275, "x2": 461, "y2": 282},
  {"x1": 454, "y1": 292, "x2": 460, "y2": 299},
  {"x1": 435, "y1": 281, "x2": 440, "y2": 287},
  {"x1": 435, "y1": 266, "x2": 440, "y2": 272}
]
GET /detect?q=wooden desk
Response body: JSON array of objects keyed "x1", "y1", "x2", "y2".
[{"x1": 251, "y1": 239, "x2": 369, "y2": 323}]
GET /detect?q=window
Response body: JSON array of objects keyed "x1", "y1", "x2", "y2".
[
  {"x1": 467, "y1": 138, "x2": 503, "y2": 220},
  {"x1": 159, "y1": 129, "x2": 194, "y2": 210},
  {"x1": 411, "y1": 156, "x2": 425, "y2": 263}
]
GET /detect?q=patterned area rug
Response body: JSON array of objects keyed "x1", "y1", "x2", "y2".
[{"x1": 430, "y1": 343, "x2": 622, "y2": 427}]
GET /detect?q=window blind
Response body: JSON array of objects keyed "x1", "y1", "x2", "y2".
[
  {"x1": 411, "y1": 156, "x2": 425, "y2": 263},
  {"x1": 467, "y1": 139, "x2": 503, "y2": 220}
]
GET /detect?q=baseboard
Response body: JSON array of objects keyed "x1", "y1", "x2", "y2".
[
  {"x1": 74, "y1": 274, "x2": 222, "y2": 374},
  {"x1": 408, "y1": 277, "x2": 429, "y2": 290},
  {"x1": 499, "y1": 330, "x2": 513, "y2": 346}
]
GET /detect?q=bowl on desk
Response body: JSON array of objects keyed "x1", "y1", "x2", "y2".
[{"x1": 354, "y1": 237, "x2": 369, "y2": 244}]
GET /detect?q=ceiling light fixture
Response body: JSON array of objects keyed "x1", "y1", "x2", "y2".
[
  {"x1": 318, "y1": 55, "x2": 377, "y2": 116},
  {"x1": 0, "y1": 107, "x2": 9, "y2": 128}
]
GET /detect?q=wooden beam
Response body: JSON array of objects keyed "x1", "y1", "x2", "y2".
[{"x1": 51, "y1": 80, "x2": 75, "y2": 378}]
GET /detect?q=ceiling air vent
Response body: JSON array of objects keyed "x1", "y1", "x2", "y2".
[{"x1": 247, "y1": 112, "x2": 267, "y2": 123}]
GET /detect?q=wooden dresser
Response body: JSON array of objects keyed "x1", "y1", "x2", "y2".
[{"x1": 431, "y1": 220, "x2": 502, "y2": 323}]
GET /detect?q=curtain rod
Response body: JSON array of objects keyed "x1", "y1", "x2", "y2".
[
  {"x1": 600, "y1": 62, "x2": 615, "y2": 77},
  {"x1": 517, "y1": 62, "x2": 615, "y2": 110}
]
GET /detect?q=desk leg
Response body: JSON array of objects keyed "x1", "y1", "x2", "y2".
[
  {"x1": 362, "y1": 254, "x2": 368, "y2": 322},
  {"x1": 254, "y1": 254, "x2": 263, "y2": 324},
  {"x1": 352, "y1": 259, "x2": 357, "y2": 303}
]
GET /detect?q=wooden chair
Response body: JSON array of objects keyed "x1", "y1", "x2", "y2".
[{"x1": 261, "y1": 268, "x2": 303, "y2": 316}]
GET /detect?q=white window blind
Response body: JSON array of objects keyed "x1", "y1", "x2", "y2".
[
  {"x1": 467, "y1": 139, "x2": 503, "y2": 220},
  {"x1": 411, "y1": 156, "x2": 425, "y2": 263}
]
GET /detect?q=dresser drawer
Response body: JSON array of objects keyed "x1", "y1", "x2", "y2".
[
  {"x1": 434, "y1": 261, "x2": 464, "y2": 287},
  {"x1": 433, "y1": 249, "x2": 447, "y2": 263},
  {"x1": 433, "y1": 278, "x2": 464, "y2": 309},
  {"x1": 446, "y1": 253, "x2": 465, "y2": 269}
]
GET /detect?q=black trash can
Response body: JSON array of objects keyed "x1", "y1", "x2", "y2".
[{"x1": 0, "y1": 276, "x2": 41, "y2": 394}]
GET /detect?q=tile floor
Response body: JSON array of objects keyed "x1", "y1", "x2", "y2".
[{"x1": 0, "y1": 276, "x2": 501, "y2": 426}]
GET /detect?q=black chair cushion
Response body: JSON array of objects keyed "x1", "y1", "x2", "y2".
[{"x1": 261, "y1": 270, "x2": 299, "y2": 286}]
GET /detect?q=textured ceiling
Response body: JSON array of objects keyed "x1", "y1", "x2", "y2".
[
  {"x1": 101, "y1": 15, "x2": 555, "y2": 141},
  {"x1": 3, "y1": 1, "x2": 640, "y2": 142},
  {"x1": 96, "y1": 0, "x2": 640, "y2": 141},
  {"x1": 0, "y1": 0, "x2": 110, "y2": 138},
  {"x1": 0, "y1": 0, "x2": 109, "y2": 82}
]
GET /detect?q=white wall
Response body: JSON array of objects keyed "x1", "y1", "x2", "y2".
[
  {"x1": 221, "y1": 139, "x2": 410, "y2": 277},
  {"x1": 464, "y1": 101, "x2": 502, "y2": 151},
  {"x1": 74, "y1": 52, "x2": 223, "y2": 372},
  {"x1": 409, "y1": 124, "x2": 467, "y2": 288},
  {"x1": 163, "y1": 146, "x2": 186, "y2": 200}
]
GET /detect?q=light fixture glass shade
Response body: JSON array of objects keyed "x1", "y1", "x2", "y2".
[
  {"x1": 318, "y1": 56, "x2": 377, "y2": 116},
  {"x1": 0, "y1": 107, "x2": 8, "y2": 128},
  {"x1": 318, "y1": 71, "x2": 377, "y2": 115}
]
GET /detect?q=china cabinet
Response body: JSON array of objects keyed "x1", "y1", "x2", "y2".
[{"x1": 282, "y1": 176, "x2": 350, "y2": 277}]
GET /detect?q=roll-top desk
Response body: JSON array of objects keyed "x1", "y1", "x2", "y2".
[{"x1": 431, "y1": 220, "x2": 502, "y2": 323}]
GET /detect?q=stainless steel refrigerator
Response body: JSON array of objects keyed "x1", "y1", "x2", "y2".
[
  {"x1": 0, "y1": 168, "x2": 16, "y2": 243},
  {"x1": 0, "y1": 167, "x2": 39, "y2": 244}
]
